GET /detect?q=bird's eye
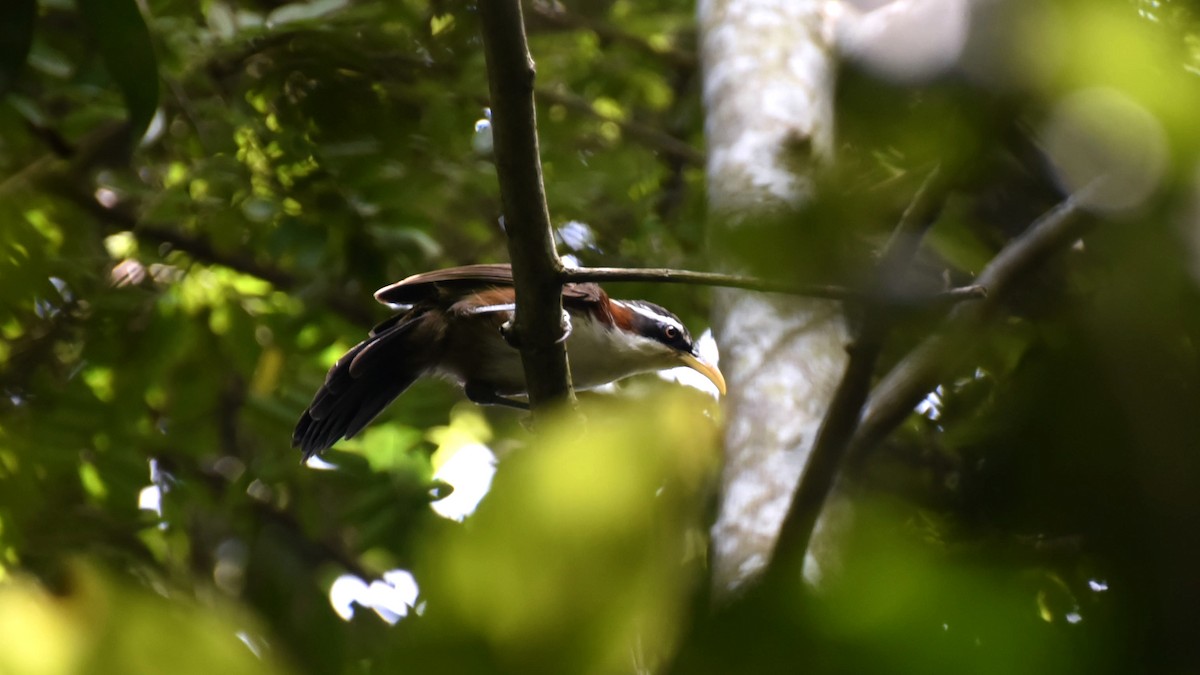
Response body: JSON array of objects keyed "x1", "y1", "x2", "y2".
[{"x1": 664, "y1": 325, "x2": 678, "y2": 339}]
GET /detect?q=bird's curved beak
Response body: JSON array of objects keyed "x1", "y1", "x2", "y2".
[{"x1": 678, "y1": 352, "x2": 727, "y2": 397}]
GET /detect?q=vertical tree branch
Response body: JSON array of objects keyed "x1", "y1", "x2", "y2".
[
  {"x1": 477, "y1": 0, "x2": 576, "y2": 413},
  {"x1": 700, "y1": 0, "x2": 843, "y2": 597}
]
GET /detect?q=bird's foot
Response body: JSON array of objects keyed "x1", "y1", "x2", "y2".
[
  {"x1": 464, "y1": 382, "x2": 531, "y2": 410},
  {"x1": 500, "y1": 309, "x2": 573, "y2": 347},
  {"x1": 555, "y1": 309, "x2": 573, "y2": 345},
  {"x1": 500, "y1": 319, "x2": 520, "y2": 349}
]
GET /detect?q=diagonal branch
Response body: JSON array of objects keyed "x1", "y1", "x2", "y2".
[
  {"x1": 131, "y1": 224, "x2": 377, "y2": 327},
  {"x1": 849, "y1": 190, "x2": 1097, "y2": 460},
  {"x1": 3, "y1": 118, "x2": 377, "y2": 328},
  {"x1": 765, "y1": 168, "x2": 946, "y2": 583},
  {"x1": 478, "y1": 0, "x2": 576, "y2": 414},
  {"x1": 56, "y1": 181, "x2": 378, "y2": 327}
]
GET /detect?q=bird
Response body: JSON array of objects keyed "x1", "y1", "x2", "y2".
[{"x1": 292, "y1": 264, "x2": 726, "y2": 458}]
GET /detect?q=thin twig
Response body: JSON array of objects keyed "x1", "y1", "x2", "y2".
[
  {"x1": 478, "y1": 0, "x2": 576, "y2": 413},
  {"x1": 63, "y1": 186, "x2": 377, "y2": 327},
  {"x1": 562, "y1": 265, "x2": 849, "y2": 296},
  {"x1": 4, "y1": 119, "x2": 377, "y2": 327},
  {"x1": 136, "y1": 225, "x2": 297, "y2": 289},
  {"x1": 85, "y1": 189, "x2": 379, "y2": 327},
  {"x1": 560, "y1": 264, "x2": 984, "y2": 305},
  {"x1": 0, "y1": 121, "x2": 129, "y2": 198}
]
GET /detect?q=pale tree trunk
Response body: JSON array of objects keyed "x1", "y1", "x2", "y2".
[
  {"x1": 699, "y1": 0, "x2": 846, "y2": 595},
  {"x1": 700, "y1": 0, "x2": 972, "y2": 596}
]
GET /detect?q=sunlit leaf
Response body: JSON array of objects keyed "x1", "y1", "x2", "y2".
[
  {"x1": 421, "y1": 395, "x2": 720, "y2": 672},
  {"x1": 0, "y1": 565, "x2": 291, "y2": 675}
]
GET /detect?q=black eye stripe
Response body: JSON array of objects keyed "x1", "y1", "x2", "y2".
[{"x1": 620, "y1": 300, "x2": 692, "y2": 348}]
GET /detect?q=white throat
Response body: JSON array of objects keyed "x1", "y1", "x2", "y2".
[{"x1": 562, "y1": 313, "x2": 677, "y2": 389}]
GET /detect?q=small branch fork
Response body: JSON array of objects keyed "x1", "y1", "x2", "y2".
[
  {"x1": 848, "y1": 189, "x2": 1096, "y2": 461},
  {"x1": 767, "y1": 180, "x2": 1098, "y2": 588}
]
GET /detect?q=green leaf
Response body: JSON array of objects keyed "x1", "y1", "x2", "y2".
[
  {"x1": 0, "y1": 0, "x2": 36, "y2": 95},
  {"x1": 75, "y1": 0, "x2": 160, "y2": 140},
  {"x1": 266, "y1": 0, "x2": 349, "y2": 27}
]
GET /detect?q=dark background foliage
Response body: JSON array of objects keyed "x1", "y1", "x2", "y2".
[{"x1": 1, "y1": 0, "x2": 1198, "y2": 673}]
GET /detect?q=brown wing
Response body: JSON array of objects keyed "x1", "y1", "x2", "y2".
[
  {"x1": 562, "y1": 282, "x2": 607, "y2": 313},
  {"x1": 373, "y1": 263, "x2": 605, "y2": 309},
  {"x1": 374, "y1": 263, "x2": 515, "y2": 305},
  {"x1": 293, "y1": 309, "x2": 440, "y2": 458}
]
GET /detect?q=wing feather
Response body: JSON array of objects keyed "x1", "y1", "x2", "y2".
[
  {"x1": 373, "y1": 263, "x2": 605, "y2": 309},
  {"x1": 374, "y1": 264, "x2": 515, "y2": 305},
  {"x1": 296, "y1": 264, "x2": 613, "y2": 457},
  {"x1": 292, "y1": 311, "x2": 437, "y2": 459}
]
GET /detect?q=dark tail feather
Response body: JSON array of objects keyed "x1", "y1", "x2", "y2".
[{"x1": 293, "y1": 313, "x2": 429, "y2": 459}]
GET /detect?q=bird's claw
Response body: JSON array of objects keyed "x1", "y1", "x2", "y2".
[
  {"x1": 555, "y1": 309, "x2": 573, "y2": 345},
  {"x1": 500, "y1": 319, "x2": 520, "y2": 349},
  {"x1": 464, "y1": 382, "x2": 530, "y2": 410},
  {"x1": 500, "y1": 310, "x2": 572, "y2": 347}
]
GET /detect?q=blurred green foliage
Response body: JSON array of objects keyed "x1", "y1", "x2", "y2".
[{"x1": 0, "y1": 0, "x2": 1198, "y2": 673}]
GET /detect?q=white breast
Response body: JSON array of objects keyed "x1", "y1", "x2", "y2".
[
  {"x1": 460, "y1": 312, "x2": 678, "y2": 394},
  {"x1": 562, "y1": 314, "x2": 678, "y2": 389}
]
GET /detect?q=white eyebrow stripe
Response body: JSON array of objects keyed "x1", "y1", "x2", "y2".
[{"x1": 622, "y1": 301, "x2": 684, "y2": 333}]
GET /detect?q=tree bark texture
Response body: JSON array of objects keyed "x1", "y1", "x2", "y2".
[
  {"x1": 478, "y1": 0, "x2": 576, "y2": 414},
  {"x1": 699, "y1": 0, "x2": 847, "y2": 595}
]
